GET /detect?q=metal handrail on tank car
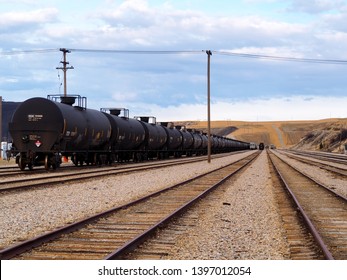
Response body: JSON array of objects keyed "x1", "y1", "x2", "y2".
[{"x1": 47, "y1": 94, "x2": 87, "y2": 109}]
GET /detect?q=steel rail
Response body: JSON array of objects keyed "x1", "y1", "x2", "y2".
[
  {"x1": 268, "y1": 151, "x2": 337, "y2": 260},
  {"x1": 273, "y1": 150, "x2": 347, "y2": 200},
  {"x1": 0, "y1": 151, "x2": 249, "y2": 193},
  {"x1": 0, "y1": 151, "x2": 259, "y2": 260},
  {"x1": 105, "y1": 151, "x2": 260, "y2": 259},
  {"x1": 284, "y1": 149, "x2": 347, "y2": 164},
  {"x1": 277, "y1": 150, "x2": 347, "y2": 179}
]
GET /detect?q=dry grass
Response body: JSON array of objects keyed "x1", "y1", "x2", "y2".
[{"x1": 178, "y1": 118, "x2": 347, "y2": 149}]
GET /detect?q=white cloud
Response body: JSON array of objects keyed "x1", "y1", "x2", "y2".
[
  {"x1": 112, "y1": 91, "x2": 139, "y2": 102},
  {"x1": 225, "y1": 46, "x2": 305, "y2": 58},
  {"x1": 92, "y1": 2, "x2": 309, "y2": 50},
  {"x1": 0, "y1": 8, "x2": 59, "y2": 32},
  {"x1": 1, "y1": 0, "x2": 347, "y2": 123},
  {"x1": 287, "y1": 0, "x2": 346, "y2": 14},
  {"x1": 100, "y1": 0, "x2": 154, "y2": 28},
  {"x1": 320, "y1": 11, "x2": 347, "y2": 33},
  {"x1": 0, "y1": 0, "x2": 37, "y2": 4},
  {"x1": 143, "y1": 95, "x2": 347, "y2": 121},
  {"x1": 0, "y1": 77, "x2": 18, "y2": 84}
]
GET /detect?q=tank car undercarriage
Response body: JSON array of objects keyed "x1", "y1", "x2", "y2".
[
  {"x1": 15, "y1": 151, "x2": 61, "y2": 171},
  {"x1": 15, "y1": 148, "x2": 208, "y2": 171}
]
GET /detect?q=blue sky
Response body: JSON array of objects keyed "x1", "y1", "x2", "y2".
[{"x1": 1, "y1": 0, "x2": 347, "y2": 121}]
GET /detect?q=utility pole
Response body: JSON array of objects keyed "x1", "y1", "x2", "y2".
[
  {"x1": 0, "y1": 96, "x2": 2, "y2": 146},
  {"x1": 206, "y1": 50, "x2": 212, "y2": 163},
  {"x1": 56, "y1": 48, "x2": 74, "y2": 97}
]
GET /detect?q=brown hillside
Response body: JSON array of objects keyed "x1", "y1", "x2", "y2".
[{"x1": 178, "y1": 118, "x2": 347, "y2": 152}]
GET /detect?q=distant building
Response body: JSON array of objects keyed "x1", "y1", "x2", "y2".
[
  {"x1": 0, "y1": 97, "x2": 21, "y2": 142},
  {"x1": 1, "y1": 142, "x2": 12, "y2": 159}
]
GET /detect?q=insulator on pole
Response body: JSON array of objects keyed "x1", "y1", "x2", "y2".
[{"x1": 56, "y1": 48, "x2": 74, "y2": 97}]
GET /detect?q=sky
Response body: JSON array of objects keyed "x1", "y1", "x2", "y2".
[{"x1": 0, "y1": 0, "x2": 347, "y2": 121}]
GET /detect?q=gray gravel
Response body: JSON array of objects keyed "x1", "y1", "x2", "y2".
[
  {"x1": 167, "y1": 151, "x2": 290, "y2": 259},
  {"x1": 0, "y1": 151, "x2": 255, "y2": 249},
  {"x1": 1, "y1": 149, "x2": 343, "y2": 259},
  {"x1": 273, "y1": 150, "x2": 347, "y2": 198}
]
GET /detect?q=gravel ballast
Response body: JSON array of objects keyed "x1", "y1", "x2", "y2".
[
  {"x1": 167, "y1": 151, "x2": 290, "y2": 259},
  {"x1": 1, "y1": 149, "x2": 344, "y2": 259},
  {"x1": 0, "y1": 151, "x2": 255, "y2": 249},
  {"x1": 273, "y1": 150, "x2": 347, "y2": 198}
]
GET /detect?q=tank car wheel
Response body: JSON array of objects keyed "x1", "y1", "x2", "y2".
[
  {"x1": 93, "y1": 153, "x2": 99, "y2": 165},
  {"x1": 28, "y1": 162, "x2": 33, "y2": 170},
  {"x1": 133, "y1": 153, "x2": 141, "y2": 162},
  {"x1": 72, "y1": 154, "x2": 78, "y2": 166},
  {"x1": 51, "y1": 162, "x2": 57, "y2": 170},
  {"x1": 44, "y1": 155, "x2": 51, "y2": 170},
  {"x1": 50, "y1": 156, "x2": 57, "y2": 170},
  {"x1": 143, "y1": 152, "x2": 148, "y2": 161},
  {"x1": 135, "y1": 152, "x2": 142, "y2": 162},
  {"x1": 18, "y1": 156, "x2": 26, "y2": 171},
  {"x1": 95, "y1": 154, "x2": 102, "y2": 166},
  {"x1": 107, "y1": 155, "x2": 112, "y2": 165}
]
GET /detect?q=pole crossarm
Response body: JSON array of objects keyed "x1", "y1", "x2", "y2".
[{"x1": 56, "y1": 48, "x2": 74, "y2": 97}]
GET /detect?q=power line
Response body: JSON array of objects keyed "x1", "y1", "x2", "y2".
[
  {"x1": 1, "y1": 48, "x2": 347, "y2": 65},
  {"x1": 57, "y1": 48, "x2": 347, "y2": 64},
  {"x1": 69, "y1": 48, "x2": 204, "y2": 55},
  {"x1": 214, "y1": 51, "x2": 347, "y2": 65},
  {"x1": 0, "y1": 48, "x2": 204, "y2": 56},
  {"x1": 0, "y1": 49, "x2": 59, "y2": 56}
]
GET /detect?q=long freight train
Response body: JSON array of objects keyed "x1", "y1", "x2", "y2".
[{"x1": 9, "y1": 95, "x2": 251, "y2": 170}]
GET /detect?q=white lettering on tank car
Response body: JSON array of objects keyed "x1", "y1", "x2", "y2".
[{"x1": 28, "y1": 114, "x2": 43, "y2": 121}]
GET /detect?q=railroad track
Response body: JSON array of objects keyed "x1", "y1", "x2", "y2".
[
  {"x1": 0, "y1": 165, "x2": 20, "y2": 176},
  {"x1": 0, "y1": 163, "x2": 76, "y2": 177},
  {"x1": 268, "y1": 150, "x2": 347, "y2": 260},
  {"x1": 278, "y1": 150, "x2": 347, "y2": 178},
  {"x1": 0, "y1": 151, "x2": 259, "y2": 260},
  {"x1": 0, "y1": 152, "x2": 246, "y2": 193},
  {"x1": 285, "y1": 149, "x2": 347, "y2": 165},
  {"x1": 268, "y1": 152, "x2": 325, "y2": 259}
]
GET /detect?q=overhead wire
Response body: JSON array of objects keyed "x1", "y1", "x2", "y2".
[
  {"x1": 214, "y1": 50, "x2": 347, "y2": 65},
  {"x1": 69, "y1": 49, "x2": 204, "y2": 55},
  {"x1": 1, "y1": 48, "x2": 347, "y2": 65},
  {"x1": 0, "y1": 48, "x2": 59, "y2": 56},
  {"x1": 69, "y1": 48, "x2": 347, "y2": 65}
]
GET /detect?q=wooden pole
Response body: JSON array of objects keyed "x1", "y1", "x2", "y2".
[
  {"x1": 206, "y1": 50, "x2": 212, "y2": 163},
  {"x1": 56, "y1": 48, "x2": 74, "y2": 97},
  {"x1": 0, "y1": 96, "x2": 2, "y2": 144}
]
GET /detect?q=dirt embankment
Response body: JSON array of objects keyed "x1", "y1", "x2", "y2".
[
  {"x1": 291, "y1": 120, "x2": 347, "y2": 153},
  {"x1": 178, "y1": 118, "x2": 347, "y2": 152}
]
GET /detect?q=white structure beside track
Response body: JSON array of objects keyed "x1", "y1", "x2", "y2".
[{"x1": 1, "y1": 142, "x2": 12, "y2": 160}]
